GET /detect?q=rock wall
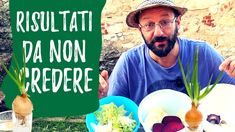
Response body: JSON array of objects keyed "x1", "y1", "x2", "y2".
[
  {"x1": 0, "y1": 0, "x2": 11, "y2": 110},
  {"x1": 100, "y1": 0, "x2": 235, "y2": 73},
  {"x1": 177, "y1": 0, "x2": 235, "y2": 57},
  {"x1": 0, "y1": 0, "x2": 11, "y2": 85}
]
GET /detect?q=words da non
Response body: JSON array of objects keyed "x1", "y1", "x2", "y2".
[
  {"x1": 23, "y1": 39, "x2": 86, "y2": 63},
  {"x1": 22, "y1": 39, "x2": 96, "y2": 94}
]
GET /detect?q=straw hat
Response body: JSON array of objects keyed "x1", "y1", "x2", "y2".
[{"x1": 126, "y1": 0, "x2": 188, "y2": 28}]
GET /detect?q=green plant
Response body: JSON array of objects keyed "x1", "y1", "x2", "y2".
[
  {"x1": 178, "y1": 47, "x2": 223, "y2": 130},
  {"x1": 0, "y1": 50, "x2": 33, "y2": 121},
  {"x1": 178, "y1": 47, "x2": 223, "y2": 107},
  {"x1": 0, "y1": 53, "x2": 27, "y2": 96}
]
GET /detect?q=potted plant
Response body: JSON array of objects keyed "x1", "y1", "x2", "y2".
[
  {"x1": 178, "y1": 47, "x2": 222, "y2": 131},
  {"x1": 0, "y1": 51, "x2": 33, "y2": 132}
]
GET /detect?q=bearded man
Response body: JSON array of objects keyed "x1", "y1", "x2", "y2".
[{"x1": 98, "y1": 0, "x2": 235, "y2": 105}]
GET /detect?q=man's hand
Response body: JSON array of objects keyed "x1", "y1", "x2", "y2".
[
  {"x1": 219, "y1": 56, "x2": 235, "y2": 78},
  {"x1": 99, "y1": 70, "x2": 109, "y2": 99}
]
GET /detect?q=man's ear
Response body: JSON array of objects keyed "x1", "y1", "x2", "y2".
[{"x1": 176, "y1": 15, "x2": 182, "y2": 29}]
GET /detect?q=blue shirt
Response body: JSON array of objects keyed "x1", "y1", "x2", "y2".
[{"x1": 108, "y1": 37, "x2": 235, "y2": 105}]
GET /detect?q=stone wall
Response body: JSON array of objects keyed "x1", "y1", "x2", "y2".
[
  {"x1": 0, "y1": 0, "x2": 11, "y2": 85},
  {"x1": 0, "y1": 0, "x2": 11, "y2": 110},
  {"x1": 100, "y1": 0, "x2": 235, "y2": 74}
]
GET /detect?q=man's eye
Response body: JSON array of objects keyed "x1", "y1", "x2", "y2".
[
  {"x1": 145, "y1": 22, "x2": 155, "y2": 28},
  {"x1": 160, "y1": 20, "x2": 170, "y2": 26}
]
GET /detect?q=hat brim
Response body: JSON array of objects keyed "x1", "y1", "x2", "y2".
[{"x1": 126, "y1": 4, "x2": 187, "y2": 28}]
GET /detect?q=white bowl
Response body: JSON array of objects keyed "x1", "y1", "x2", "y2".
[
  {"x1": 199, "y1": 83, "x2": 235, "y2": 131},
  {"x1": 138, "y1": 89, "x2": 191, "y2": 132},
  {"x1": 0, "y1": 110, "x2": 13, "y2": 131}
]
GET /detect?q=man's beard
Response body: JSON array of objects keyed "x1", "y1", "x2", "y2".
[{"x1": 143, "y1": 27, "x2": 178, "y2": 57}]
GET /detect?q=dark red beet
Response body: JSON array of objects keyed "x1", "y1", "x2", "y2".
[
  {"x1": 152, "y1": 123, "x2": 165, "y2": 132},
  {"x1": 162, "y1": 116, "x2": 182, "y2": 125},
  {"x1": 162, "y1": 122, "x2": 185, "y2": 132}
]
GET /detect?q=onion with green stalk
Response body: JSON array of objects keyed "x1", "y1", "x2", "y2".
[
  {"x1": 178, "y1": 47, "x2": 222, "y2": 130},
  {"x1": 0, "y1": 51, "x2": 33, "y2": 125}
]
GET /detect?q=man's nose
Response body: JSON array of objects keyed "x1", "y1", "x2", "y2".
[{"x1": 153, "y1": 24, "x2": 164, "y2": 36}]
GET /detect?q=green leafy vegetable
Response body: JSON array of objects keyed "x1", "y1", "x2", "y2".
[
  {"x1": 178, "y1": 47, "x2": 223, "y2": 106},
  {"x1": 94, "y1": 102, "x2": 137, "y2": 132}
]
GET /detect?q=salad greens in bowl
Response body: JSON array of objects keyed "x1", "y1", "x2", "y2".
[{"x1": 86, "y1": 96, "x2": 140, "y2": 132}]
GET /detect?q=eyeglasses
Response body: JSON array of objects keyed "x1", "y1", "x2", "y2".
[{"x1": 139, "y1": 17, "x2": 176, "y2": 32}]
